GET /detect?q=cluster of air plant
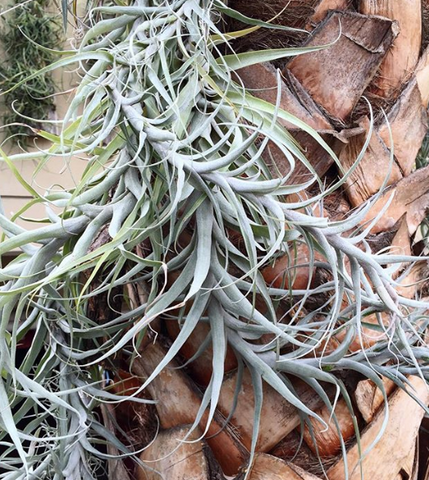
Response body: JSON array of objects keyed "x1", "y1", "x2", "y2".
[
  {"x1": 0, "y1": 0, "x2": 62, "y2": 141},
  {"x1": 0, "y1": 0, "x2": 428, "y2": 479}
]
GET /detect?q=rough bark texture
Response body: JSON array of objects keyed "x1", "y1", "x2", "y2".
[
  {"x1": 261, "y1": 243, "x2": 325, "y2": 290},
  {"x1": 359, "y1": 0, "x2": 422, "y2": 100},
  {"x1": 137, "y1": 426, "x2": 225, "y2": 480},
  {"x1": 390, "y1": 216, "x2": 412, "y2": 262},
  {"x1": 396, "y1": 261, "x2": 429, "y2": 299},
  {"x1": 378, "y1": 78, "x2": 428, "y2": 176},
  {"x1": 237, "y1": 454, "x2": 323, "y2": 480},
  {"x1": 286, "y1": 11, "x2": 399, "y2": 122},
  {"x1": 362, "y1": 165, "x2": 429, "y2": 234},
  {"x1": 235, "y1": 63, "x2": 332, "y2": 132},
  {"x1": 328, "y1": 377, "x2": 429, "y2": 480},
  {"x1": 132, "y1": 343, "x2": 248, "y2": 476},
  {"x1": 416, "y1": 45, "x2": 429, "y2": 108},
  {"x1": 302, "y1": 399, "x2": 356, "y2": 457},
  {"x1": 227, "y1": 0, "x2": 350, "y2": 52},
  {"x1": 270, "y1": 430, "x2": 318, "y2": 472},
  {"x1": 339, "y1": 116, "x2": 402, "y2": 207},
  {"x1": 355, "y1": 377, "x2": 397, "y2": 423},
  {"x1": 216, "y1": 368, "x2": 323, "y2": 452},
  {"x1": 307, "y1": 0, "x2": 350, "y2": 27}
]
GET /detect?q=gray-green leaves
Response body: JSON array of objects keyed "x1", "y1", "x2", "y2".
[{"x1": 0, "y1": 0, "x2": 428, "y2": 478}]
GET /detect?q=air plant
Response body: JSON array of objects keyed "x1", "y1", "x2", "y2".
[{"x1": 0, "y1": 1, "x2": 428, "y2": 479}]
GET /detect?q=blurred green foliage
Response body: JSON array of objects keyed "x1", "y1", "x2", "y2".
[
  {"x1": 0, "y1": 0, "x2": 62, "y2": 142},
  {"x1": 416, "y1": 131, "x2": 429, "y2": 249}
]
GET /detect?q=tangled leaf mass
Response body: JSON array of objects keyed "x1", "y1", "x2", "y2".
[{"x1": 0, "y1": 0, "x2": 428, "y2": 477}]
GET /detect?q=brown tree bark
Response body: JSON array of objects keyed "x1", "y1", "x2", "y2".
[
  {"x1": 302, "y1": 399, "x2": 356, "y2": 457},
  {"x1": 132, "y1": 343, "x2": 248, "y2": 476},
  {"x1": 354, "y1": 377, "x2": 396, "y2": 423},
  {"x1": 328, "y1": 377, "x2": 429, "y2": 480},
  {"x1": 216, "y1": 368, "x2": 324, "y2": 452},
  {"x1": 237, "y1": 453, "x2": 323, "y2": 480},
  {"x1": 286, "y1": 11, "x2": 398, "y2": 122},
  {"x1": 359, "y1": 0, "x2": 422, "y2": 100},
  {"x1": 136, "y1": 426, "x2": 225, "y2": 480}
]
